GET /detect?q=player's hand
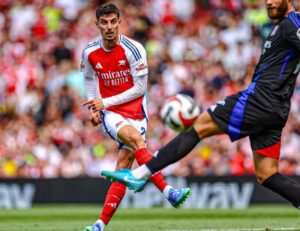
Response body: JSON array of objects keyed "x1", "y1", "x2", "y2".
[
  {"x1": 82, "y1": 99, "x2": 104, "y2": 112},
  {"x1": 90, "y1": 110, "x2": 102, "y2": 126}
]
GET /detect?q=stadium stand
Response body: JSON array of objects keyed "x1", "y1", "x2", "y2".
[{"x1": 1, "y1": 0, "x2": 300, "y2": 178}]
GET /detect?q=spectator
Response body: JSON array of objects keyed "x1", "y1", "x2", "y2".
[{"x1": 1, "y1": 0, "x2": 300, "y2": 178}]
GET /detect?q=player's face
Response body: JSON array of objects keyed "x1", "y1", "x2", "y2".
[
  {"x1": 265, "y1": 0, "x2": 289, "y2": 19},
  {"x1": 96, "y1": 13, "x2": 120, "y2": 41}
]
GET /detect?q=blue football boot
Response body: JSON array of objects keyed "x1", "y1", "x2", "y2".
[
  {"x1": 101, "y1": 168, "x2": 147, "y2": 192},
  {"x1": 84, "y1": 222, "x2": 103, "y2": 231},
  {"x1": 167, "y1": 187, "x2": 191, "y2": 208}
]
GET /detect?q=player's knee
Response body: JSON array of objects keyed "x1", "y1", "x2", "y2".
[
  {"x1": 126, "y1": 133, "x2": 145, "y2": 150},
  {"x1": 255, "y1": 170, "x2": 276, "y2": 184},
  {"x1": 127, "y1": 132, "x2": 142, "y2": 142},
  {"x1": 194, "y1": 112, "x2": 223, "y2": 139},
  {"x1": 256, "y1": 174, "x2": 265, "y2": 184}
]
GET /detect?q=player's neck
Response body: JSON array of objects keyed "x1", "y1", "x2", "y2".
[
  {"x1": 103, "y1": 36, "x2": 120, "y2": 50},
  {"x1": 285, "y1": 6, "x2": 295, "y2": 17}
]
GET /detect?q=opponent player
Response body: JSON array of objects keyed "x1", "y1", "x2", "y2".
[
  {"x1": 102, "y1": 0, "x2": 300, "y2": 209},
  {"x1": 81, "y1": 4, "x2": 190, "y2": 231}
]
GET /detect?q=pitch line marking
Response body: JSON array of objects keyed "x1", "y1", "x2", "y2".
[{"x1": 165, "y1": 228, "x2": 300, "y2": 231}]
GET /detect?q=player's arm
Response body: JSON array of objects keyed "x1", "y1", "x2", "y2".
[
  {"x1": 102, "y1": 73, "x2": 147, "y2": 108},
  {"x1": 83, "y1": 73, "x2": 147, "y2": 112},
  {"x1": 283, "y1": 17, "x2": 300, "y2": 52},
  {"x1": 80, "y1": 48, "x2": 102, "y2": 126}
]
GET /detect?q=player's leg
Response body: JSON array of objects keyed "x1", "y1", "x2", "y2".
[
  {"x1": 99, "y1": 149, "x2": 134, "y2": 227},
  {"x1": 85, "y1": 149, "x2": 134, "y2": 231},
  {"x1": 117, "y1": 124, "x2": 167, "y2": 191},
  {"x1": 253, "y1": 152, "x2": 300, "y2": 208},
  {"x1": 144, "y1": 111, "x2": 223, "y2": 175},
  {"x1": 251, "y1": 127, "x2": 300, "y2": 208},
  {"x1": 117, "y1": 124, "x2": 191, "y2": 207},
  {"x1": 84, "y1": 111, "x2": 135, "y2": 231}
]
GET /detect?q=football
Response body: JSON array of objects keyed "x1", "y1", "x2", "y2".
[{"x1": 160, "y1": 94, "x2": 200, "y2": 132}]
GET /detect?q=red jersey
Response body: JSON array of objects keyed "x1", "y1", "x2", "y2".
[{"x1": 81, "y1": 35, "x2": 148, "y2": 120}]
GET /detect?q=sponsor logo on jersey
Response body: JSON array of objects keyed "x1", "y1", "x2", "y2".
[
  {"x1": 103, "y1": 80, "x2": 110, "y2": 86},
  {"x1": 99, "y1": 69, "x2": 131, "y2": 79},
  {"x1": 118, "y1": 60, "x2": 126, "y2": 66},
  {"x1": 95, "y1": 62, "x2": 103, "y2": 69},
  {"x1": 135, "y1": 63, "x2": 147, "y2": 72},
  {"x1": 297, "y1": 28, "x2": 300, "y2": 40},
  {"x1": 98, "y1": 69, "x2": 131, "y2": 86}
]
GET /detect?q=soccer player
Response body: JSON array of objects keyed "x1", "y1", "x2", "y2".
[
  {"x1": 81, "y1": 4, "x2": 190, "y2": 231},
  {"x1": 102, "y1": 0, "x2": 300, "y2": 209}
]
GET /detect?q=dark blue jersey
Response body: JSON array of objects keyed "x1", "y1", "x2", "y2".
[{"x1": 251, "y1": 11, "x2": 300, "y2": 120}]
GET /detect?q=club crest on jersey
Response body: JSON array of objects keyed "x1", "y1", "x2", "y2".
[
  {"x1": 95, "y1": 62, "x2": 103, "y2": 69},
  {"x1": 271, "y1": 25, "x2": 279, "y2": 36},
  {"x1": 297, "y1": 28, "x2": 300, "y2": 40},
  {"x1": 118, "y1": 60, "x2": 126, "y2": 66}
]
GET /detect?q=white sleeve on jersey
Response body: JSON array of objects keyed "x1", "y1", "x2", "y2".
[
  {"x1": 126, "y1": 39, "x2": 148, "y2": 77},
  {"x1": 81, "y1": 45, "x2": 98, "y2": 100},
  {"x1": 84, "y1": 76, "x2": 97, "y2": 100},
  {"x1": 102, "y1": 73, "x2": 147, "y2": 108},
  {"x1": 80, "y1": 49, "x2": 97, "y2": 78}
]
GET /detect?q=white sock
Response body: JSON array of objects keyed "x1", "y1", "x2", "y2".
[
  {"x1": 132, "y1": 164, "x2": 151, "y2": 179},
  {"x1": 96, "y1": 219, "x2": 106, "y2": 230},
  {"x1": 163, "y1": 185, "x2": 172, "y2": 198}
]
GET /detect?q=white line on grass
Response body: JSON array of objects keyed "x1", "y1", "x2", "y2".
[{"x1": 165, "y1": 228, "x2": 300, "y2": 231}]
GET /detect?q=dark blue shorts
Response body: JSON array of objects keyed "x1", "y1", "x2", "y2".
[{"x1": 207, "y1": 91, "x2": 286, "y2": 158}]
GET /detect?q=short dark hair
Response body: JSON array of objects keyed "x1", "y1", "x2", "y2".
[{"x1": 96, "y1": 3, "x2": 120, "y2": 20}]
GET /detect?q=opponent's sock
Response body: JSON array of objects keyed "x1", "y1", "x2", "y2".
[
  {"x1": 262, "y1": 172, "x2": 300, "y2": 208},
  {"x1": 146, "y1": 128, "x2": 200, "y2": 174},
  {"x1": 100, "y1": 182, "x2": 126, "y2": 224},
  {"x1": 134, "y1": 148, "x2": 168, "y2": 192},
  {"x1": 132, "y1": 164, "x2": 151, "y2": 179}
]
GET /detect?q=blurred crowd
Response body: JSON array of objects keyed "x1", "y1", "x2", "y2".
[{"x1": 1, "y1": 0, "x2": 300, "y2": 178}]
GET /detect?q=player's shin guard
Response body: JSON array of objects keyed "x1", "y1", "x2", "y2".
[
  {"x1": 146, "y1": 128, "x2": 200, "y2": 174},
  {"x1": 134, "y1": 148, "x2": 167, "y2": 192},
  {"x1": 262, "y1": 172, "x2": 300, "y2": 208},
  {"x1": 100, "y1": 182, "x2": 126, "y2": 224}
]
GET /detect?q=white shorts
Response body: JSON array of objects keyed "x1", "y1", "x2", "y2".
[{"x1": 100, "y1": 110, "x2": 147, "y2": 150}]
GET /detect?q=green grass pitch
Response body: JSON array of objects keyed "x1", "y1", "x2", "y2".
[{"x1": 1, "y1": 205, "x2": 300, "y2": 231}]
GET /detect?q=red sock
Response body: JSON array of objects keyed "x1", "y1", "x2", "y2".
[
  {"x1": 134, "y1": 148, "x2": 168, "y2": 192},
  {"x1": 99, "y1": 182, "x2": 126, "y2": 224}
]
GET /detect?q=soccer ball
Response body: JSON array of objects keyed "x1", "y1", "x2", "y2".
[{"x1": 160, "y1": 94, "x2": 200, "y2": 132}]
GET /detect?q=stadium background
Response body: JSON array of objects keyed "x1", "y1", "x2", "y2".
[{"x1": 1, "y1": 0, "x2": 300, "y2": 212}]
